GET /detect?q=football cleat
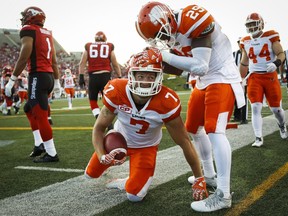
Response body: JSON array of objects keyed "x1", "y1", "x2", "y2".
[
  {"x1": 188, "y1": 175, "x2": 217, "y2": 188},
  {"x1": 29, "y1": 143, "x2": 45, "y2": 157},
  {"x1": 33, "y1": 153, "x2": 59, "y2": 163},
  {"x1": 14, "y1": 106, "x2": 20, "y2": 114},
  {"x1": 252, "y1": 137, "x2": 263, "y2": 147},
  {"x1": 278, "y1": 123, "x2": 288, "y2": 139},
  {"x1": 106, "y1": 178, "x2": 128, "y2": 190},
  {"x1": 191, "y1": 189, "x2": 232, "y2": 212}
]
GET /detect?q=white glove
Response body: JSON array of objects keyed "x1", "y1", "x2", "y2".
[
  {"x1": 100, "y1": 148, "x2": 127, "y2": 166},
  {"x1": 53, "y1": 79, "x2": 61, "y2": 99},
  {"x1": 5, "y1": 75, "x2": 17, "y2": 97},
  {"x1": 266, "y1": 62, "x2": 277, "y2": 72}
]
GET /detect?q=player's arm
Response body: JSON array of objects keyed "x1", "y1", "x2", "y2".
[
  {"x1": 78, "y1": 51, "x2": 88, "y2": 86},
  {"x1": 92, "y1": 105, "x2": 116, "y2": 159},
  {"x1": 272, "y1": 41, "x2": 285, "y2": 65},
  {"x1": 239, "y1": 49, "x2": 249, "y2": 78},
  {"x1": 78, "y1": 51, "x2": 88, "y2": 75},
  {"x1": 165, "y1": 116, "x2": 203, "y2": 178},
  {"x1": 13, "y1": 36, "x2": 33, "y2": 77},
  {"x1": 110, "y1": 51, "x2": 122, "y2": 78},
  {"x1": 161, "y1": 34, "x2": 212, "y2": 77}
]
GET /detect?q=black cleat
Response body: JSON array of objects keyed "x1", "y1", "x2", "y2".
[
  {"x1": 48, "y1": 119, "x2": 53, "y2": 125},
  {"x1": 29, "y1": 143, "x2": 45, "y2": 157},
  {"x1": 6, "y1": 110, "x2": 11, "y2": 115},
  {"x1": 33, "y1": 153, "x2": 59, "y2": 163},
  {"x1": 14, "y1": 106, "x2": 19, "y2": 114}
]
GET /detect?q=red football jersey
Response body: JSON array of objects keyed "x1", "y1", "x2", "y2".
[
  {"x1": 20, "y1": 24, "x2": 55, "y2": 73},
  {"x1": 84, "y1": 42, "x2": 114, "y2": 73}
]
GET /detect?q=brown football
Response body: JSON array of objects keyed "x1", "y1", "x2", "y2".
[{"x1": 103, "y1": 130, "x2": 127, "y2": 160}]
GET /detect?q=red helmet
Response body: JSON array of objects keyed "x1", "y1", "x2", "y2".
[
  {"x1": 136, "y1": 1, "x2": 177, "y2": 49},
  {"x1": 127, "y1": 52, "x2": 163, "y2": 96},
  {"x1": 21, "y1": 6, "x2": 46, "y2": 27},
  {"x1": 245, "y1": 13, "x2": 264, "y2": 36},
  {"x1": 95, "y1": 31, "x2": 107, "y2": 42},
  {"x1": 2, "y1": 65, "x2": 12, "y2": 74}
]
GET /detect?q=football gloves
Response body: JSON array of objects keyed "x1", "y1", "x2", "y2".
[
  {"x1": 4, "y1": 75, "x2": 17, "y2": 97},
  {"x1": 100, "y1": 148, "x2": 126, "y2": 166},
  {"x1": 79, "y1": 74, "x2": 85, "y2": 88},
  {"x1": 192, "y1": 176, "x2": 208, "y2": 201},
  {"x1": 134, "y1": 47, "x2": 162, "y2": 67},
  {"x1": 53, "y1": 79, "x2": 62, "y2": 99}
]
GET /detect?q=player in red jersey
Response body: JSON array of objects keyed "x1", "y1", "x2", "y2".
[
  {"x1": 85, "y1": 50, "x2": 207, "y2": 202},
  {"x1": 78, "y1": 31, "x2": 122, "y2": 130},
  {"x1": 239, "y1": 13, "x2": 287, "y2": 147},
  {"x1": 5, "y1": 6, "x2": 61, "y2": 162}
]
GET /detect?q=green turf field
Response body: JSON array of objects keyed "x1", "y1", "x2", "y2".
[{"x1": 0, "y1": 87, "x2": 288, "y2": 215}]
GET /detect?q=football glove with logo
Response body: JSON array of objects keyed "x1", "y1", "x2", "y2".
[
  {"x1": 53, "y1": 79, "x2": 61, "y2": 99},
  {"x1": 100, "y1": 148, "x2": 126, "y2": 166},
  {"x1": 192, "y1": 176, "x2": 208, "y2": 201},
  {"x1": 134, "y1": 47, "x2": 162, "y2": 67}
]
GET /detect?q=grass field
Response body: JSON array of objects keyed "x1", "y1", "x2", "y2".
[{"x1": 0, "y1": 87, "x2": 288, "y2": 215}]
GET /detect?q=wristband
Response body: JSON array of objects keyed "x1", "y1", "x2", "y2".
[
  {"x1": 240, "y1": 62, "x2": 248, "y2": 67},
  {"x1": 273, "y1": 59, "x2": 282, "y2": 67},
  {"x1": 10, "y1": 75, "x2": 17, "y2": 81}
]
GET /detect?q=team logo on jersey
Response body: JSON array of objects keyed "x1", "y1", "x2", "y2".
[{"x1": 119, "y1": 105, "x2": 132, "y2": 114}]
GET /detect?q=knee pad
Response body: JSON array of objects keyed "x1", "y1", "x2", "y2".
[
  {"x1": 23, "y1": 102, "x2": 32, "y2": 113},
  {"x1": 126, "y1": 193, "x2": 144, "y2": 202}
]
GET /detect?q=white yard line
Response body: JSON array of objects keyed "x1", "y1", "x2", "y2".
[
  {"x1": 1, "y1": 111, "x2": 287, "y2": 216},
  {"x1": 15, "y1": 166, "x2": 84, "y2": 173}
]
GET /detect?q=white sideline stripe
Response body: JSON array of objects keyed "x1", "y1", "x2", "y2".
[
  {"x1": 15, "y1": 166, "x2": 84, "y2": 173},
  {"x1": 1, "y1": 111, "x2": 287, "y2": 216}
]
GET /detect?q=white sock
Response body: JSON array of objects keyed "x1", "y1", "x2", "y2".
[
  {"x1": 32, "y1": 130, "x2": 43, "y2": 146},
  {"x1": 208, "y1": 133, "x2": 231, "y2": 198},
  {"x1": 43, "y1": 139, "x2": 57, "y2": 156}
]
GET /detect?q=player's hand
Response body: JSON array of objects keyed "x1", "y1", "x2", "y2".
[
  {"x1": 266, "y1": 62, "x2": 277, "y2": 72},
  {"x1": 100, "y1": 148, "x2": 127, "y2": 166},
  {"x1": 5, "y1": 75, "x2": 17, "y2": 97},
  {"x1": 134, "y1": 47, "x2": 162, "y2": 67},
  {"x1": 79, "y1": 74, "x2": 85, "y2": 88},
  {"x1": 53, "y1": 79, "x2": 61, "y2": 99},
  {"x1": 192, "y1": 176, "x2": 208, "y2": 201}
]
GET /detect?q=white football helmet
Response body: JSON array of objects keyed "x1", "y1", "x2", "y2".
[
  {"x1": 128, "y1": 53, "x2": 163, "y2": 97},
  {"x1": 245, "y1": 13, "x2": 264, "y2": 37},
  {"x1": 65, "y1": 68, "x2": 72, "y2": 76}
]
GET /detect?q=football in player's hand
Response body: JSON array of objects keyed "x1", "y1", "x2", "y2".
[{"x1": 103, "y1": 130, "x2": 127, "y2": 160}]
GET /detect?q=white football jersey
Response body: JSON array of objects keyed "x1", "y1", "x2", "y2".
[{"x1": 103, "y1": 79, "x2": 181, "y2": 148}]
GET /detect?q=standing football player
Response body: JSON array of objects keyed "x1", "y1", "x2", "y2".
[
  {"x1": 5, "y1": 6, "x2": 61, "y2": 162},
  {"x1": 239, "y1": 13, "x2": 287, "y2": 147},
  {"x1": 78, "y1": 31, "x2": 122, "y2": 130},
  {"x1": 85, "y1": 50, "x2": 208, "y2": 203},
  {"x1": 61, "y1": 68, "x2": 76, "y2": 110},
  {"x1": 135, "y1": 1, "x2": 245, "y2": 212}
]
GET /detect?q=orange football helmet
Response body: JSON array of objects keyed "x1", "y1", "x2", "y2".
[
  {"x1": 245, "y1": 13, "x2": 264, "y2": 36},
  {"x1": 136, "y1": 1, "x2": 177, "y2": 49},
  {"x1": 21, "y1": 6, "x2": 46, "y2": 27},
  {"x1": 128, "y1": 52, "x2": 163, "y2": 96},
  {"x1": 95, "y1": 31, "x2": 107, "y2": 42}
]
